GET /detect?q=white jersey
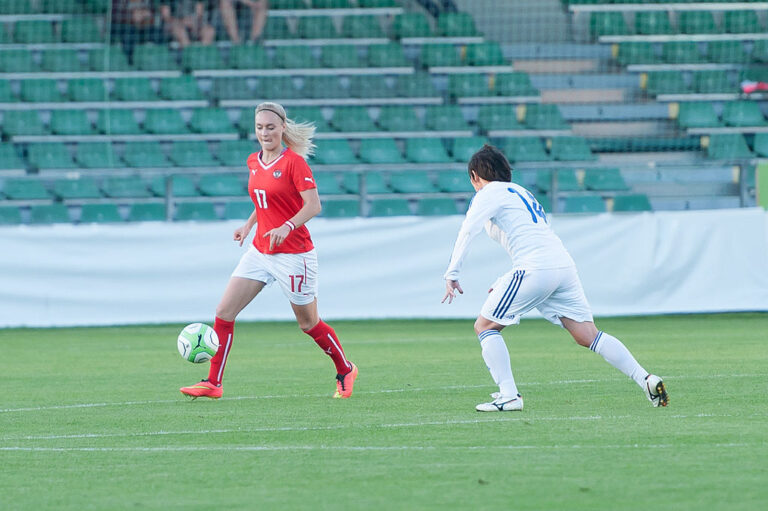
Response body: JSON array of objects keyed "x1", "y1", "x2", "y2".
[{"x1": 444, "y1": 181, "x2": 575, "y2": 280}]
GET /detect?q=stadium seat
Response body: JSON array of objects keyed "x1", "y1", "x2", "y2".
[
  {"x1": 263, "y1": 17, "x2": 294, "y2": 39},
  {"x1": 678, "y1": 11, "x2": 718, "y2": 35},
  {"x1": 358, "y1": 138, "x2": 405, "y2": 164},
  {"x1": 190, "y1": 108, "x2": 234, "y2": 134},
  {"x1": 198, "y1": 174, "x2": 244, "y2": 196},
  {"x1": 80, "y1": 204, "x2": 123, "y2": 223},
  {"x1": 750, "y1": 41, "x2": 768, "y2": 63},
  {"x1": 0, "y1": 0, "x2": 34, "y2": 14},
  {"x1": 583, "y1": 169, "x2": 629, "y2": 191},
  {"x1": 89, "y1": 46, "x2": 132, "y2": 71},
  {"x1": 389, "y1": 171, "x2": 436, "y2": 193},
  {"x1": 405, "y1": 138, "x2": 452, "y2": 163},
  {"x1": 477, "y1": 104, "x2": 522, "y2": 132},
  {"x1": 229, "y1": 45, "x2": 270, "y2": 69},
  {"x1": 223, "y1": 199, "x2": 255, "y2": 220},
  {"x1": 395, "y1": 73, "x2": 438, "y2": 97},
  {"x1": 368, "y1": 43, "x2": 409, "y2": 67},
  {"x1": 0, "y1": 206, "x2": 21, "y2": 225},
  {"x1": 0, "y1": 49, "x2": 36, "y2": 72},
  {"x1": 75, "y1": 142, "x2": 122, "y2": 168},
  {"x1": 216, "y1": 139, "x2": 258, "y2": 166},
  {"x1": 330, "y1": 106, "x2": 376, "y2": 132},
  {"x1": 368, "y1": 198, "x2": 412, "y2": 217},
  {"x1": 2, "y1": 111, "x2": 47, "y2": 136},
  {"x1": 101, "y1": 177, "x2": 153, "y2": 198},
  {"x1": 465, "y1": 42, "x2": 505, "y2": 66},
  {"x1": 358, "y1": 0, "x2": 396, "y2": 7},
  {"x1": 150, "y1": 175, "x2": 198, "y2": 197},
  {"x1": 50, "y1": 110, "x2": 94, "y2": 135},
  {"x1": 143, "y1": 109, "x2": 190, "y2": 134},
  {"x1": 677, "y1": 102, "x2": 722, "y2": 129},
  {"x1": 302, "y1": 76, "x2": 347, "y2": 99},
  {"x1": 274, "y1": 46, "x2": 318, "y2": 68},
  {"x1": 549, "y1": 137, "x2": 596, "y2": 161},
  {"x1": 159, "y1": 76, "x2": 203, "y2": 101},
  {"x1": 40, "y1": 0, "x2": 80, "y2": 13},
  {"x1": 724, "y1": 10, "x2": 762, "y2": 34},
  {"x1": 504, "y1": 138, "x2": 551, "y2": 162},
  {"x1": 312, "y1": 139, "x2": 358, "y2": 165},
  {"x1": 613, "y1": 194, "x2": 652, "y2": 212},
  {"x1": 134, "y1": 44, "x2": 179, "y2": 71},
  {"x1": 340, "y1": 172, "x2": 360, "y2": 193},
  {"x1": 313, "y1": 173, "x2": 345, "y2": 195},
  {"x1": 113, "y1": 78, "x2": 158, "y2": 101},
  {"x1": 722, "y1": 101, "x2": 767, "y2": 127},
  {"x1": 615, "y1": 42, "x2": 659, "y2": 66},
  {"x1": 210, "y1": 77, "x2": 252, "y2": 100},
  {"x1": 20, "y1": 79, "x2": 63, "y2": 102},
  {"x1": 128, "y1": 203, "x2": 167, "y2": 222},
  {"x1": 348, "y1": 75, "x2": 393, "y2": 98},
  {"x1": 662, "y1": 42, "x2": 706, "y2": 64},
  {"x1": 645, "y1": 72, "x2": 690, "y2": 96},
  {"x1": 69, "y1": 78, "x2": 108, "y2": 102},
  {"x1": 41, "y1": 49, "x2": 84, "y2": 72},
  {"x1": 536, "y1": 169, "x2": 581, "y2": 192},
  {"x1": 377, "y1": 105, "x2": 421, "y2": 132},
  {"x1": 14, "y1": 20, "x2": 57, "y2": 43},
  {"x1": 61, "y1": 17, "x2": 101, "y2": 43},
  {"x1": 706, "y1": 134, "x2": 753, "y2": 159},
  {"x1": 392, "y1": 13, "x2": 432, "y2": 38},
  {"x1": 312, "y1": 0, "x2": 351, "y2": 8},
  {"x1": 635, "y1": 11, "x2": 674, "y2": 35},
  {"x1": 28, "y1": 143, "x2": 77, "y2": 169},
  {"x1": 168, "y1": 141, "x2": 218, "y2": 167},
  {"x1": 436, "y1": 170, "x2": 473, "y2": 193},
  {"x1": 451, "y1": 136, "x2": 488, "y2": 162},
  {"x1": 181, "y1": 44, "x2": 226, "y2": 70},
  {"x1": 708, "y1": 41, "x2": 749, "y2": 64},
  {"x1": 494, "y1": 72, "x2": 539, "y2": 96},
  {"x1": 321, "y1": 45, "x2": 362, "y2": 68},
  {"x1": 362, "y1": 171, "x2": 389, "y2": 194},
  {"x1": 342, "y1": 15, "x2": 385, "y2": 38},
  {"x1": 52, "y1": 177, "x2": 102, "y2": 199},
  {"x1": 425, "y1": 105, "x2": 469, "y2": 132},
  {"x1": 693, "y1": 71, "x2": 733, "y2": 94},
  {"x1": 320, "y1": 199, "x2": 360, "y2": 218},
  {"x1": 563, "y1": 196, "x2": 606, "y2": 214},
  {"x1": 421, "y1": 44, "x2": 461, "y2": 67},
  {"x1": 417, "y1": 197, "x2": 460, "y2": 216},
  {"x1": 437, "y1": 12, "x2": 479, "y2": 37},
  {"x1": 175, "y1": 202, "x2": 219, "y2": 221},
  {"x1": 589, "y1": 12, "x2": 629, "y2": 38},
  {"x1": 448, "y1": 73, "x2": 491, "y2": 98},
  {"x1": 97, "y1": 110, "x2": 142, "y2": 135},
  {"x1": 1, "y1": 178, "x2": 50, "y2": 200},
  {"x1": 122, "y1": 142, "x2": 171, "y2": 167},
  {"x1": 29, "y1": 204, "x2": 70, "y2": 224},
  {"x1": 0, "y1": 144, "x2": 25, "y2": 169},
  {"x1": 257, "y1": 76, "x2": 300, "y2": 99},
  {"x1": 289, "y1": 106, "x2": 329, "y2": 131},
  {"x1": 523, "y1": 104, "x2": 568, "y2": 130},
  {"x1": 0, "y1": 80, "x2": 16, "y2": 102},
  {"x1": 297, "y1": 16, "x2": 339, "y2": 39}
]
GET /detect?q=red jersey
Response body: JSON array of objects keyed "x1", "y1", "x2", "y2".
[{"x1": 246, "y1": 147, "x2": 316, "y2": 254}]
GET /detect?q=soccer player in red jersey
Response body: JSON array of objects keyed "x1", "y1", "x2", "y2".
[{"x1": 181, "y1": 102, "x2": 358, "y2": 400}]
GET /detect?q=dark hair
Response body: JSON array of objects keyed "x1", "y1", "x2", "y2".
[{"x1": 468, "y1": 144, "x2": 512, "y2": 182}]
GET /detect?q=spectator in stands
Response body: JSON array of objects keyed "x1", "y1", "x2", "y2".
[
  {"x1": 111, "y1": 0, "x2": 165, "y2": 61},
  {"x1": 219, "y1": 0, "x2": 269, "y2": 45},
  {"x1": 159, "y1": 0, "x2": 215, "y2": 47},
  {"x1": 416, "y1": 0, "x2": 457, "y2": 18}
]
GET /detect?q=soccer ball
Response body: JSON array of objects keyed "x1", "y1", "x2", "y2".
[{"x1": 177, "y1": 323, "x2": 219, "y2": 363}]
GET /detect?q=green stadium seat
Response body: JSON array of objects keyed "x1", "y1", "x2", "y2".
[
  {"x1": 61, "y1": 17, "x2": 102, "y2": 43},
  {"x1": 41, "y1": 49, "x2": 84, "y2": 72},
  {"x1": 229, "y1": 45, "x2": 270, "y2": 69},
  {"x1": 449, "y1": 73, "x2": 491, "y2": 98},
  {"x1": 563, "y1": 196, "x2": 606, "y2": 214},
  {"x1": 549, "y1": 137, "x2": 595, "y2": 161},
  {"x1": 198, "y1": 174, "x2": 244, "y2": 196},
  {"x1": 477, "y1": 105, "x2": 522, "y2": 132},
  {"x1": 0, "y1": 206, "x2": 22, "y2": 225},
  {"x1": 645, "y1": 71, "x2": 690, "y2": 96},
  {"x1": 210, "y1": 77, "x2": 251, "y2": 100},
  {"x1": 159, "y1": 76, "x2": 203, "y2": 100},
  {"x1": 0, "y1": 80, "x2": 15, "y2": 102},
  {"x1": 69, "y1": 78, "x2": 108, "y2": 102},
  {"x1": 263, "y1": 17, "x2": 294, "y2": 39},
  {"x1": 311, "y1": 0, "x2": 351, "y2": 8},
  {"x1": 421, "y1": 44, "x2": 460, "y2": 67},
  {"x1": 693, "y1": 71, "x2": 734, "y2": 94},
  {"x1": 50, "y1": 110, "x2": 94, "y2": 135},
  {"x1": 437, "y1": 12, "x2": 479, "y2": 37},
  {"x1": 342, "y1": 15, "x2": 385, "y2": 38},
  {"x1": 20, "y1": 79, "x2": 63, "y2": 103},
  {"x1": 358, "y1": 0, "x2": 396, "y2": 6},
  {"x1": 504, "y1": 138, "x2": 551, "y2": 162},
  {"x1": 377, "y1": 105, "x2": 421, "y2": 132},
  {"x1": 359, "y1": 138, "x2": 405, "y2": 164},
  {"x1": 223, "y1": 199, "x2": 255, "y2": 220},
  {"x1": 0, "y1": 49, "x2": 36, "y2": 73},
  {"x1": 368, "y1": 43, "x2": 409, "y2": 67},
  {"x1": 190, "y1": 108, "x2": 234, "y2": 133},
  {"x1": 2, "y1": 111, "x2": 47, "y2": 136},
  {"x1": 181, "y1": 45, "x2": 225, "y2": 70},
  {"x1": 662, "y1": 41, "x2": 706, "y2": 64},
  {"x1": 348, "y1": 75, "x2": 393, "y2": 99},
  {"x1": 615, "y1": 42, "x2": 659, "y2": 66},
  {"x1": 708, "y1": 41, "x2": 750, "y2": 64},
  {"x1": 257, "y1": 76, "x2": 300, "y2": 99},
  {"x1": 143, "y1": 109, "x2": 190, "y2": 134},
  {"x1": 536, "y1": 169, "x2": 581, "y2": 192},
  {"x1": 80, "y1": 204, "x2": 123, "y2": 223},
  {"x1": 312, "y1": 139, "x2": 358, "y2": 165},
  {"x1": 321, "y1": 45, "x2": 362, "y2": 68},
  {"x1": 425, "y1": 105, "x2": 469, "y2": 131},
  {"x1": 392, "y1": 13, "x2": 431, "y2": 38},
  {"x1": 395, "y1": 73, "x2": 438, "y2": 97},
  {"x1": 635, "y1": 11, "x2": 674, "y2": 35},
  {"x1": 122, "y1": 142, "x2": 171, "y2": 167},
  {"x1": 289, "y1": 106, "x2": 329, "y2": 131},
  {"x1": 97, "y1": 110, "x2": 142, "y2": 135},
  {"x1": 175, "y1": 202, "x2": 219, "y2": 221},
  {"x1": 29, "y1": 204, "x2": 70, "y2": 224},
  {"x1": 39, "y1": 0, "x2": 80, "y2": 13},
  {"x1": 465, "y1": 42, "x2": 505, "y2": 66},
  {"x1": 313, "y1": 173, "x2": 345, "y2": 195},
  {"x1": 75, "y1": 142, "x2": 122, "y2": 168},
  {"x1": 0, "y1": 144, "x2": 25, "y2": 169},
  {"x1": 150, "y1": 175, "x2": 198, "y2": 197},
  {"x1": 14, "y1": 20, "x2": 56, "y2": 43},
  {"x1": 297, "y1": 16, "x2": 339, "y2": 39},
  {"x1": 128, "y1": 203, "x2": 167, "y2": 222},
  {"x1": 168, "y1": 141, "x2": 218, "y2": 167},
  {"x1": 133, "y1": 44, "x2": 178, "y2": 71},
  {"x1": 216, "y1": 139, "x2": 258, "y2": 166},
  {"x1": 101, "y1": 177, "x2": 153, "y2": 198},
  {"x1": 613, "y1": 194, "x2": 652, "y2": 212},
  {"x1": 89, "y1": 46, "x2": 132, "y2": 71},
  {"x1": 750, "y1": 41, "x2": 768, "y2": 63},
  {"x1": 677, "y1": 102, "x2": 722, "y2": 129},
  {"x1": 436, "y1": 170, "x2": 473, "y2": 193},
  {"x1": 752, "y1": 133, "x2": 768, "y2": 157},
  {"x1": 589, "y1": 12, "x2": 629, "y2": 38},
  {"x1": 584, "y1": 168, "x2": 629, "y2": 191},
  {"x1": 724, "y1": 10, "x2": 762, "y2": 34},
  {"x1": 113, "y1": 78, "x2": 158, "y2": 101},
  {"x1": 1, "y1": 178, "x2": 50, "y2": 200},
  {"x1": 451, "y1": 136, "x2": 488, "y2": 162},
  {"x1": 52, "y1": 177, "x2": 102, "y2": 199},
  {"x1": 678, "y1": 11, "x2": 719, "y2": 35},
  {"x1": 405, "y1": 138, "x2": 452, "y2": 163},
  {"x1": 494, "y1": 72, "x2": 538, "y2": 96},
  {"x1": 320, "y1": 199, "x2": 360, "y2": 218},
  {"x1": 722, "y1": 101, "x2": 767, "y2": 127},
  {"x1": 0, "y1": 0, "x2": 35, "y2": 14},
  {"x1": 362, "y1": 171, "x2": 389, "y2": 194},
  {"x1": 330, "y1": 106, "x2": 376, "y2": 132},
  {"x1": 28, "y1": 143, "x2": 77, "y2": 169},
  {"x1": 274, "y1": 46, "x2": 318, "y2": 68},
  {"x1": 706, "y1": 134, "x2": 753, "y2": 159},
  {"x1": 416, "y1": 197, "x2": 460, "y2": 216},
  {"x1": 524, "y1": 104, "x2": 568, "y2": 130},
  {"x1": 368, "y1": 198, "x2": 411, "y2": 217},
  {"x1": 340, "y1": 172, "x2": 360, "y2": 193},
  {"x1": 303, "y1": 76, "x2": 347, "y2": 99},
  {"x1": 389, "y1": 171, "x2": 436, "y2": 193}
]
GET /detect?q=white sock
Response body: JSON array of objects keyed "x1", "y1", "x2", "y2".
[
  {"x1": 590, "y1": 331, "x2": 648, "y2": 387},
  {"x1": 478, "y1": 330, "x2": 519, "y2": 397}
]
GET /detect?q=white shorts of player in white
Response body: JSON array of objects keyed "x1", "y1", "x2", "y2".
[
  {"x1": 481, "y1": 265, "x2": 594, "y2": 327},
  {"x1": 231, "y1": 246, "x2": 318, "y2": 306}
]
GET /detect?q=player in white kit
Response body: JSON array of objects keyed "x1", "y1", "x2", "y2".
[{"x1": 442, "y1": 145, "x2": 668, "y2": 411}]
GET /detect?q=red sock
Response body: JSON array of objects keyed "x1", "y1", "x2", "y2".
[
  {"x1": 207, "y1": 317, "x2": 234, "y2": 386},
  {"x1": 306, "y1": 320, "x2": 352, "y2": 375}
]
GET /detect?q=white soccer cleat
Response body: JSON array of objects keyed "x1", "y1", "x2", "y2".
[
  {"x1": 476, "y1": 394, "x2": 524, "y2": 412},
  {"x1": 644, "y1": 374, "x2": 669, "y2": 407}
]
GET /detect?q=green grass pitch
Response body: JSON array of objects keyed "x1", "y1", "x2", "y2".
[{"x1": 1, "y1": 313, "x2": 767, "y2": 510}]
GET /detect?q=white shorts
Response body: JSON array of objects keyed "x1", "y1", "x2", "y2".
[
  {"x1": 231, "y1": 246, "x2": 318, "y2": 305},
  {"x1": 480, "y1": 266, "x2": 593, "y2": 327}
]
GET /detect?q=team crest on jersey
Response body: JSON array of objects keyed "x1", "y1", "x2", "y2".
[{"x1": 273, "y1": 170, "x2": 282, "y2": 178}]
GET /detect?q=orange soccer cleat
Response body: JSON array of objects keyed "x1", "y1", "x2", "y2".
[
  {"x1": 333, "y1": 363, "x2": 358, "y2": 399},
  {"x1": 180, "y1": 379, "x2": 223, "y2": 400}
]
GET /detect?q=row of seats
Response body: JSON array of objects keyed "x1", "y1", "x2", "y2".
[
  {"x1": 0, "y1": 0, "x2": 105, "y2": 14},
  {"x1": 591, "y1": 10, "x2": 768, "y2": 38},
  {"x1": 615, "y1": 40, "x2": 768, "y2": 66},
  {"x1": 677, "y1": 101, "x2": 768, "y2": 128},
  {"x1": 645, "y1": 70, "x2": 758, "y2": 95},
  {"x1": 707, "y1": 133, "x2": 768, "y2": 159},
  {"x1": 0, "y1": 72, "x2": 538, "y2": 103}
]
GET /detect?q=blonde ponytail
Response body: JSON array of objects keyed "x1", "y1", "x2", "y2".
[{"x1": 254, "y1": 102, "x2": 316, "y2": 159}]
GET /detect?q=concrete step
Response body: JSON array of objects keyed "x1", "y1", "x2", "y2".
[
  {"x1": 572, "y1": 121, "x2": 673, "y2": 137},
  {"x1": 541, "y1": 89, "x2": 626, "y2": 104},
  {"x1": 513, "y1": 59, "x2": 599, "y2": 73}
]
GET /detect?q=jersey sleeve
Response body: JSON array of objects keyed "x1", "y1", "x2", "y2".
[
  {"x1": 290, "y1": 155, "x2": 317, "y2": 192},
  {"x1": 443, "y1": 188, "x2": 500, "y2": 281}
]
